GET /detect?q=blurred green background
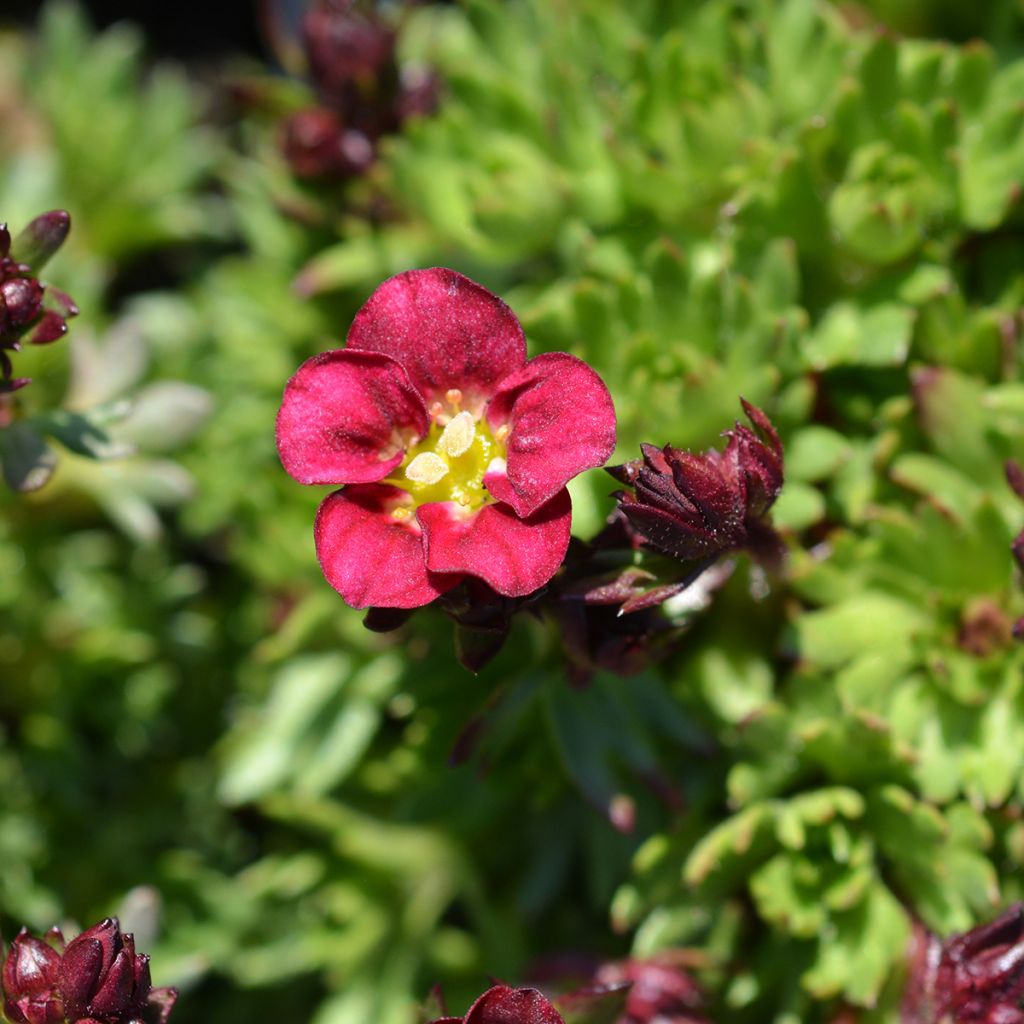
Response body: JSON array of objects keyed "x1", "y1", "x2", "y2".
[{"x1": 3, "y1": 1, "x2": 1024, "y2": 1021}]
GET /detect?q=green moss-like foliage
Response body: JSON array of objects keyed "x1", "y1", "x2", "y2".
[{"x1": 2, "y1": 1, "x2": 1024, "y2": 1022}]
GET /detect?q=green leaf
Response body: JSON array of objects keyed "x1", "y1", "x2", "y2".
[
  {"x1": 801, "y1": 882, "x2": 909, "y2": 1006},
  {"x1": 684, "y1": 803, "x2": 775, "y2": 887},
  {"x1": 792, "y1": 592, "x2": 930, "y2": 669},
  {"x1": 803, "y1": 302, "x2": 915, "y2": 370},
  {"x1": 36, "y1": 409, "x2": 134, "y2": 460},
  {"x1": 750, "y1": 851, "x2": 828, "y2": 938},
  {"x1": 0, "y1": 422, "x2": 58, "y2": 492},
  {"x1": 772, "y1": 481, "x2": 826, "y2": 531},
  {"x1": 785, "y1": 426, "x2": 853, "y2": 483},
  {"x1": 115, "y1": 381, "x2": 213, "y2": 452}
]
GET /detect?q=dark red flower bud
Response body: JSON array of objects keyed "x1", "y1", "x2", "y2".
[
  {"x1": 1006, "y1": 460, "x2": 1024, "y2": 503},
  {"x1": 280, "y1": 109, "x2": 376, "y2": 179},
  {"x1": 12, "y1": 210, "x2": 71, "y2": 271},
  {"x1": 1006, "y1": 462, "x2": 1024, "y2": 641},
  {"x1": 0, "y1": 277, "x2": 45, "y2": 334},
  {"x1": 25, "y1": 311, "x2": 69, "y2": 346},
  {"x1": 0, "y1": 211, "x2": 77, "y2": 391},
  {"x1": 397, "y1": 66, "x2": 440, "y2": 121},
  {"x1": 52, "y1": 918, "x2": 177, "y2": 1024},
  {"x1": 302, "y1": 2, "x2": 398, "y2": 107},
  {"x1": 430, "y1": 984, "x2": 566, "y2": 1024},
  {"x1": 902, "y1": 905, "x2": 1024, "y2": 1023},
  {"x1": 613, "y1": 400, "x2": 783, "y2": 565},
  {"x1": 2, "y1": 929, "x2": 65, "y2": 1024},
  {"x1": 278, "y1": 1, "x2": 438, "y2": 184}
]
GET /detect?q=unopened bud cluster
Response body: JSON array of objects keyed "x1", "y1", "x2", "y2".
[
  {"x1": 0, "y1": 211, "x2": 77, "y2": 394},
  {"x1": 280, "y1": 0, "x2": 438, "y2": 180},
  {"x1": 547, "y1": 399, "x2": 784, "y2": 681},
  {"x1": 2, "y1": 918, "x2": 176, "y2": 1024},
  {"x1": 902, "y1": 904, "x2": 1024, "y2": 1023},
  {"x1": 611, "y1": 399, "x2": 784, "y2": 566}
]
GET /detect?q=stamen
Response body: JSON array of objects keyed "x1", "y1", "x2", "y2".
[
  {"x1": 405, "y1": 452, "x2": 449, "y2": 485},
  {"x1": 445, "y1": 387, "x2": 463, "y2": 408},
  {"x1": 494, "y1": 423, "x2": 510, "y2": 444},
  {"x1": 391, "y1": 506, "x2": 412, "y2": 521},
  {"x1": 428, "y1": 400, "x2": 445, "y2": 421},
  {"x1": 438, "y1": 410, "x2": 476, "y2": 458}
]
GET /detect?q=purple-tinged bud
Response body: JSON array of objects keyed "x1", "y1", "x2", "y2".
[
  {"x1": 12, "y1": 211, "x2": 71, "y2": 272},
  {"x1": 42, "y1": 287, "x2": 78, "y2": 321},
  {"x1": 25, "y1": 311, "x2": 68, "y2": 346},
  {"x1": 0, "y1": 210, "x2": 78, "y2": 391},
  {"x1": 0, "y1": 277, "x2": 45, "y2": 334},
  {"x1": 429, "y1": 984, "x2": 566, "y2": 1024},
  {"x1": 730, "y1": 398, "x2": 784, "y2": 520},
  {"x1": 53, "y1": 918, "x2": 177, "y2": 1024},
  {"x1": 902, "y1": 905, "x2": 1024, "y2": 1023},
  {"x1": 279, "y1": 109, "x2": 376, "y2": 179},
  {"x1": 1005, "y1": 460, "x2": 1024, "y2": 502},
  {"x1": 302, "y1": 2, "x2": 397, "y2": 105},
  {"x1": 2, "y1": 929, "x2": 64, "y2": 1024},
  {"x1": 1005, "y1": 462, "x2": 1024, "y2": 641},
  {"x1": 397, "y1": 66, "x2": 440, "y2": 121},
  {"x1": 613, "y1": 400, "x2": 784, "y2": 565}
]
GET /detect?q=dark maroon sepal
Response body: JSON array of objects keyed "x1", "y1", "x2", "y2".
[
  {"x1": 902, "y1": 905, "x2": 1024, "y2": 1024},
  {"x1": 25, "y1": 311, "x2": 68, "y2": 346},
  {"x1": 1007, "y1": 460, "x2": 1024, "y2": 501},
  {"x1": 12, "y1": 211, "x2": 71, "y2": 271},
  {"x1": 87, "y1": 949, "x2": 136, "y2": 1017},
  {"x1": 143, "y1": 986, "x2": 178, "y2": 1024},
  {"x1": 57, "y1": 938, "x2": 104, "y2": 1020}
]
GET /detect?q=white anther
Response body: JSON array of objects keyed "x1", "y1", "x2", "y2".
[
  {"x1": 438, "y1": 410, "x2": 476, "y2": 458},
  {"x1": 405, "y1": 452, "x2": 449, "y2": 485}
]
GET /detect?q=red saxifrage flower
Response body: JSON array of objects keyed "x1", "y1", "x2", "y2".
[{"x1": 277, "y1": 268, "x2": 617, "y2": 609}]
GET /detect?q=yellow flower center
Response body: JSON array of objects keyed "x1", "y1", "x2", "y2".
[{"x1": 386, "y1": 408, "x2": 508, "y2": 514}]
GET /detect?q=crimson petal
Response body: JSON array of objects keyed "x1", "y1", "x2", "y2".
[
  {"x1": 419, "y1": 490, "x2": 571, "y2": 598},
  {"x1": 277, "y1": 349, "x2": 427, "y2": 485},
  {"x1": 464, "y1": 985, "x2": 565, "y2": 1024},
  {"x1": 347, "y1": 269, "x2": 527, "y2": 408},
  {"x1": 485, "y1": 353, "x2": 616, "y2": 517},
  {"x1": 315, "y1": 484, "x2": 461, "y2": 608}
]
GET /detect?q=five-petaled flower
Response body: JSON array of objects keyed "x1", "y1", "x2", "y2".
[{"x1": 277, "y1": 268, "x2": 616, "y2": 608}]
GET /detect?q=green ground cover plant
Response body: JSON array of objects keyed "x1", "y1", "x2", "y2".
[{"x1": 2, "y1": 0, "x2": 1024, "y2": 1021}]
